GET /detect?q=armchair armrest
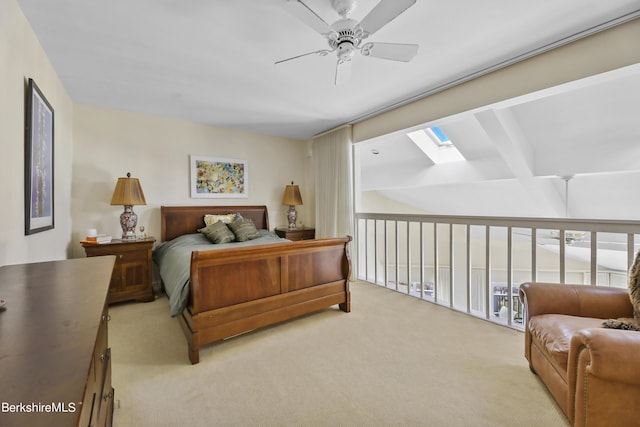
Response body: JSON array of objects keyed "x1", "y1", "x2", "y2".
[
  {"x1": 567, "y1": 328, "x2": 640, "y2": 426},
  {"x1": 570, "y1": 328, "x2": 640, "y2": 384},
  {"x1": 519, "y1": 282, "x2": 632, "y2": 321}
]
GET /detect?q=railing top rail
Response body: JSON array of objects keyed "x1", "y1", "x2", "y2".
[{"x1": 356, "y1": 212, "x2": 640, "y2": 233}]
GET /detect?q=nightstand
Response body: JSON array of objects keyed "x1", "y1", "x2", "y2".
[
  {"x1": 81, "y1": 238, "x2": 155, "y2": 304},
  {"x1": 274, "y1": 226, "x2": 315, "y2": 241}
]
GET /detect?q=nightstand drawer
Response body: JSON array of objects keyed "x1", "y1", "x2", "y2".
[
  {"x1": 82, "y1": 238, "x2": 155, "y2": 304},
  {"x1": 275, "y1": 227, "x2": 315, "y2": 241}
]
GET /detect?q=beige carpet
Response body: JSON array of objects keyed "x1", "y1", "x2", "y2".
[{"x1": 109, "y1": 281, "x2": 568, "y2": 427}]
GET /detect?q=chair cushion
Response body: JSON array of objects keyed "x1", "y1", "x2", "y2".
[{"x1": 529, "y1": 314, "x2": 604, "y2": 374}]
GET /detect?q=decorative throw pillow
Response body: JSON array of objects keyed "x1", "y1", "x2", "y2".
[
  {"x1": 603, "y1": 250, "x2": 640, "y2": 331},
  {"x1": 198, "y1": 221, "x2": 235, "y2": 244},
  {"x1": 204, "y1": 213, "x2": 237, "y2": 226},
  {"x1": 228, "y1": 218, "x2": 261, "y2": 242}
]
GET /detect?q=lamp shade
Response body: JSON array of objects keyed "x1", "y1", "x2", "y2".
[
  {"x1": 110, "y1": 172, "x2": 146, "y2": 206},
  {"x1": 282, "y1": 182, "x2": 302, "y2": 206}
]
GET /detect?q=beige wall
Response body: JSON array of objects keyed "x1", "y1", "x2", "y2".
[
  {"x1": 70, "y1": 104, "x2": 313, "y2": 258},
  {"x1": 359, "y1": 191, "x2": 428, "y2": 214},
  {"x1": 0, "y1": 0, "x2": 74, "y2": 265}
]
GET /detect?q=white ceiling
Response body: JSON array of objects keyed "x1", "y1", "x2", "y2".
[
  {"x1": 356, "y1": 63, "x2": 640, "y2": 219},
  {"x1": 16, "y1": 0, "x2": 640, "y2": 221},
  {"x1": 16, "y1": 0, "x2": 640, "y2": 140}
]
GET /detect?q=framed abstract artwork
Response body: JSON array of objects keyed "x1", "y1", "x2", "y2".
[
  {"x1": 190, "y1": 155, "x2": 248, "y2": 198},
  {"x1": 25, "y1": 78, "x2": 55, "y2": 235}
]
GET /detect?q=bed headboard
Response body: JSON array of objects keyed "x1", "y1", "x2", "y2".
[{"x1": 160, "y1": 205, "x2": 270, "y2": 242}]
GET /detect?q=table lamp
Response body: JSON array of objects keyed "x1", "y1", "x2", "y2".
[
  {"x1": 110, "y1": 172, "x2": 146, "y2": 240},
  {"x1": 282, "y1": 181, "x2": 303, "y2": 229}
]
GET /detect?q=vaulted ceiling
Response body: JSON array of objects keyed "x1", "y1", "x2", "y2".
[{"x1": 356, "y1": 64, "x2": 640, "y2": 219}]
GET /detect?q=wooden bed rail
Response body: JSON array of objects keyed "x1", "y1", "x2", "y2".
[{"x1": 181, "y1": 236, "x2": 352, "y2": 363}]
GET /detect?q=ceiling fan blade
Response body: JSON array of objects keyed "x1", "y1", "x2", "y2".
[
  {"x1": 361, "y1": 42, "x2": 418, "y2": 62},
  {"x1": 275, "y1": 49, "x2": 333, "y2": 64},
  {"x1": 335, "y1": 59, "x2": 352, "y2": 85},
  {"x1": 359, "y1": 0, "x2": 416, "y2": 37},
  {"x1": 283, "y1": 0, "x2": 334, "y2": 36}
]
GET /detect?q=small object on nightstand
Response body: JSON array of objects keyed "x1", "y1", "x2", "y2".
[
  {"x1": 81, "y1": 234, "x2": 112, "y2": 244},
  {"x1": 274, "y1": 226, "x2": 315, "y2": 241},
  {"x1": 81, "y1": 237, "x2": 155, "y2": 304}
]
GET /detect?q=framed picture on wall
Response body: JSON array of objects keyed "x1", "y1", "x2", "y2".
[
  {"x1": 25, "y1": 78, "x2": 55, "y2": 235},
  {"x1": 190, "y1": 155, "x2": 248, "y2": 198}
]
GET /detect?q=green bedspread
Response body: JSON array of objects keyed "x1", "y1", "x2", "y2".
[{"x1": 153, "y1": 230, "x2": 288, "y2": 317}]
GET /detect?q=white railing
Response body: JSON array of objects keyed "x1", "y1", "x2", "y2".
[{"x1": 355, "y1": 213, "x2": 640, "y2": 330}]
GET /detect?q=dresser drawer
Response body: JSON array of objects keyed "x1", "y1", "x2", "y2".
[{"x1": 78, "y1": 305, "x2": 112, "y2": 426}]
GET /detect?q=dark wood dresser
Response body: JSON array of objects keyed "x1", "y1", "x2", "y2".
[{"x1": 0, "y1": 256, "x2": 115, "y2": 427}]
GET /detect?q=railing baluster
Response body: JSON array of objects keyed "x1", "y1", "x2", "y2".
[
  {"x1": 559, "y1": 229, "x2": 566, "y2": 284},
  {"x1": 373, "y1": 220, "x2": 378, "y2": 286},
  {"x1": 355, "y1": 213, "x2": 640, "y2": 331},
  {"x1": 628, "y1": 233, "x2": 635, "y2": 271},
  {"x1": 394, "y1": 220, "x2": 399, "y2": 292},
  {"x1": 420, "y1": 222, "x2": 424, "y2": 300},
  {"x1": 531, "y1": 227, "x2": 537, "y2": 282},
  {"x1": 466, "y1": 225, "x2": 471, "y2": 314},
  {"x1": 591, "y1": 231, "x2": 597, "y2": 285},
  {"x1": 507, "y1": 226, "x2": 513, "y2": 327},
  {"x1": 364, "y1": 219, "x2": 369, "y2": 283},
  {"x1": 449, "y1": 224, "x2": 454, "y2": 308},
  {"x1": 384, "y1": 220, "x2": 388, "y2": 289},
  {"x1": 434, "y1": 223, "x2": 439, "y2": 303},
  {"x1": 485, "y1": 225, "x2": 491, "y2": 320}
]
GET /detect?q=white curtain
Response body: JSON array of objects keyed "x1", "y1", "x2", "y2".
[{"x1": 312, "y1": 125, "x2": 354, "y2": 238}]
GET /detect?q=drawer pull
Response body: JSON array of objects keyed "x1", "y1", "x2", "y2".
[
  {"x1": 102, "y1": 314, "x2": 111, "y2": 322},
  {"x1": 103, "y1": 391, "x2": 113, "y2": 402}
]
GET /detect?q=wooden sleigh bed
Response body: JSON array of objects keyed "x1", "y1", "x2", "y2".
[{"x1": 157, "y1": 205, "x2": 351, "y2": 364}]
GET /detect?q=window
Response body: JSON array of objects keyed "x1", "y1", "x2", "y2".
[{"x1": 407, "y1": 126, "x2": 465, "y2": 164}]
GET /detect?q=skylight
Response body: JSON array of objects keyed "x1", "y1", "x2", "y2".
[
  {"x1": 407, "y1": 126, "x2": 465, "y2": 164},
  {"x1": 429, "y1": 126, "x2": 452, "y2": 146}
]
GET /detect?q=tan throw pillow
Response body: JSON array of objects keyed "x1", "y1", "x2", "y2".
[
  {"x1": 204, "y1": 213, "x2": 237, "y2": 226},
  {"x1": 228, "y1": 218, "x2": 261, "y2": 242},
  {"x1": 198, "y1": 221, "x2": 235, "y2": 244}
]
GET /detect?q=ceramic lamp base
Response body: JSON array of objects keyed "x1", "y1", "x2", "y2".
[
  {"x1": 120, "y1": 205, "x2": 138, "y2": 239},
  {"x1": 287, "y1": 205, "x2": 298, "y2": 229}
]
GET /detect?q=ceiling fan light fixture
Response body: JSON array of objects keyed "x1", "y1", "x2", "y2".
[
  {"x1": 278, "y1": 0, "x2": 419, "y2": 84},
  {"x1": 332, "y1": 0, "x2": 356, "y2": 18},
  {"x1": 337, "y1": 42, "x2": 356, "y2": 61}
]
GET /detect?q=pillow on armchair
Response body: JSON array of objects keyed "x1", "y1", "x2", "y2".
[{"x1": 603, "y1": 250, "x2": 640, "y2": 331}]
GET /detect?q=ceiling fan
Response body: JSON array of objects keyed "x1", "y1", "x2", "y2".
[{"x1": 277, "y1": 0, "x2": 419, "y2": 84}]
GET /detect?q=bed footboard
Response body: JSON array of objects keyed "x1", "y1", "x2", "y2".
[{"x1": 181, "y1": 236, "x2": 351, "y2": 364}]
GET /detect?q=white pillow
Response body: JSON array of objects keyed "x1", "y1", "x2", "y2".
[{"x1": 204, "y1": 213, "x2": 237, "y2": 226}]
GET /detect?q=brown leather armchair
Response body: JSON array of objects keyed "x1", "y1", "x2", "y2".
[{"x1": 519, "y1": 282, "x2": 640, "y2": 426}]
